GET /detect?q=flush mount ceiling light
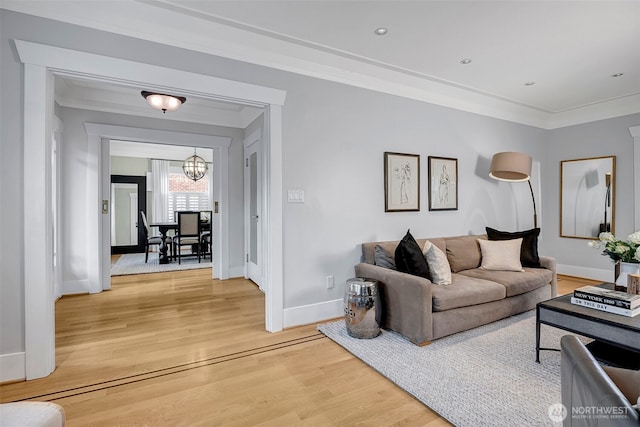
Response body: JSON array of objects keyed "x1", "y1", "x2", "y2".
[
  {"x1": 611, "y1": 73, "x2": 624, "y2": 78},
  {"x1": 141, "y1": 91, "x2": 186, "y2": 113},
  {"x1": 374, "y1": 27, "x2": 388, "y2": 35},
  {"x1": 524, "y1": 81, "x2": 536, "y2": 86},
  {"x1": 182, "y1": 148, "x2": 208, "y2": 182},
  {"x1": 459, "y1": 58, "x2": 472, "y2": 65}
]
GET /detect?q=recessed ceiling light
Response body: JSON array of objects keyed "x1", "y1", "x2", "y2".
[
  {"x1": 459, "y1": 58, "x2": 472, "y2": 65},
  {"x1": 524, "y1": 81, "x2": 536, "y2": 86},
  {"x1": 611, "y1": 73, "x2": 624, "y2": 78},
  {"x1": 374, "y1": 27, "x2": 388, "y2": 36}
]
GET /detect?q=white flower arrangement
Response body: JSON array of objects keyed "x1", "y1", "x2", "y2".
[{"x1": 588, "y1": 231, "x2": 640, "y2": 263}]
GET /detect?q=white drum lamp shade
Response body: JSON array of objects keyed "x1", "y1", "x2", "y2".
[
  {"x1": 489, "y1": 151, "x2": 538, "y2": 228},
  {"x1": 489, "y1": 152, "x2": 532, "y2": 182}
]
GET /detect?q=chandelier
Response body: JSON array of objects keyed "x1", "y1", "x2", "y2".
[
  {"x1": 141, "y1": 91, "x2": 186, "y2": 113},
  {"x1": 182, "y1": 148, "x2": 208, "y2": 182}
]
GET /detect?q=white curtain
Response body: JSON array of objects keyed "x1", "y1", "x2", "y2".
[{"x1": 151, "y1": 159, "x2": 170, "y2": 230}]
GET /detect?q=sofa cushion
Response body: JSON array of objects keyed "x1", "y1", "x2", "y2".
[
  {"x1": 486, "y1": 227, "x2": 541, "y2": 268},
  {"x1": 458, "y1": 267, "x2": 552, "y2": 297},
  {"x1": 432, "y1": 274, "x2": 506, "y2": 311},
  {"x1": 478, "y1": 238, "x2": 524, "y2": 272},
  {"x1": 446, "y1": 235, "x2": 485, "y2": 272},
  {"x1": 422, "y1": 240, "x2": 451, "y2": 285},
  {"x1": 374, "y1": 244, "x2": 396, "y2": 270},
  {"x1": 394, "y1": 230, "x2": 430, "y2": 279}
]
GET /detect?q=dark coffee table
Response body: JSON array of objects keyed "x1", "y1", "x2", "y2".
[{"x1": 536, "y1": 283, "x2": 640, "y2": 367}]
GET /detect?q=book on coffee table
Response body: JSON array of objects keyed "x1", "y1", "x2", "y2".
[
  {"x1": 570, "y1": 296, "x2": 640, "y2": 317},
  {"x1": 573, "y1": 285, "x2": 640, "y2": 310}
]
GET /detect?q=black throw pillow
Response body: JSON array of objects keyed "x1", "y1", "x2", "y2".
[
  {"x1": 486, "y1": 227, "x2": 541, "y2": 268},
  {"x1": 395, "y1": 230, "x2": 430, "y2": 279}
]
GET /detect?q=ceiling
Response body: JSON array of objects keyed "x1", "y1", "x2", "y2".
[
  {"x1": 55, "y1": 77, "x2": 264, "y2": 129},
  {"x1": 111, "y1": 140, "x2": 213, "y2": 163},
  {"x1": 4, "y1": 0, "x2": 640, "y2": 129}
]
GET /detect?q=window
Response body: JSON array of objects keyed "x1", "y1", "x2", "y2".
[{"x1": 167, "y1": 166, "x2": 210, "y2": 221}]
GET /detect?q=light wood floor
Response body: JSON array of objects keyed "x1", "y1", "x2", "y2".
[{"x1": 0, "y1": 271, "x2": 596, "y2": 426}]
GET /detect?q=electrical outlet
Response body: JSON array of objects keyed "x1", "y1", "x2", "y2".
[
  {"x1": 287, "y1": 189, "x2": 305, "y2": 203},
  {"x1": 326, "y1": 275, "x2": 335, "y2": 289}
]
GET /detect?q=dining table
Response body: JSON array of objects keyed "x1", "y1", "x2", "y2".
[
  {"x1": 149, "y1": 222, "x2": 177, "y2": 264},
  {"x1": 150, "y1": 219, "x2": 212, "y2": 264}
]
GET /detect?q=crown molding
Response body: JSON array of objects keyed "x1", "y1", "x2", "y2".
[{"x1": 3, "y1": 0, "x2": 638, "y2": 129}]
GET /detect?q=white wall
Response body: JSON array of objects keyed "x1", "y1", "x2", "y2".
[
  {"x1": 1, "y1": 10, "x2": 27, "y2": 358},
  {"x1": 1, "y1": 9, "x2": 637, "y2": 371}
]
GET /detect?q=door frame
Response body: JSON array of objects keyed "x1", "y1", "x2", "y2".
[
  {"x1": 17, "y1": 40, "x2": 286, "y2": 380},
  {"x1": 110, "y1": 175, "x2": 146, "y2": 254},
  {"x1": 87, "y1": 124, "x2": 231, "y2": 291}
]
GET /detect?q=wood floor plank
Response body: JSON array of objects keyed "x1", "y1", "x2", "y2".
[{"x1": 0, "y1": 270, "x2": 591, "y2": 425}]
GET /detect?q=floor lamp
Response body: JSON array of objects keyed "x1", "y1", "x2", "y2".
[{"x1": 489, "y1": 151, "x2": 538, "y2": 228}]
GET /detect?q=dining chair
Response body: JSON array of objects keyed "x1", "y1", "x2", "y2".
[
  {"x1": 141, "y1": 211, "x2": 170, "y2": 263},
  {"x1": 200, "y1": 210, "x2": 213, "y2": 260},
  {"x1": 174, "y1": 211, "x2": 201, "y2": 264},
  {"x1": 200, "y1": 231, "x2": 212, "y2": 260}
]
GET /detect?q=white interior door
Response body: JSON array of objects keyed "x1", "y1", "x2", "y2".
[{"x1": 245, "y1": 138, "x2": 263, "y2": 289}]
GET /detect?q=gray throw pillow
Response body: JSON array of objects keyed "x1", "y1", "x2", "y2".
[{"x1": 374, "y1": 245, "x2": 396, "y2": 270}]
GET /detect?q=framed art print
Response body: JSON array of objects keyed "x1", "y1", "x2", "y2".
[
  {"x1": 384, "y1": 152, "x2": 420, "y2": 212},
  {"x1": 428, "y1": 156, "x2": 458, "y2": 211}
]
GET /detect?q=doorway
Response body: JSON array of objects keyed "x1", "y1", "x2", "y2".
[
  {"x1": 110, "y1": 175, "x2": 146, "y2": 254},
  {"x1": 18, "y1": 40, "x2": 285, "y2": 380}
]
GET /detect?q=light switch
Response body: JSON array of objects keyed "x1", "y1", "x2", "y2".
[{"x1": 287, "y1": 189, "x2": 305, "y2": 203}]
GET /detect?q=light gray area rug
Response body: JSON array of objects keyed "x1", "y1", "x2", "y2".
[
  {"x1": 110, "y1": 253, "x2": 212, "y2": 276},
  {"x1": 318, "y1": 311, "x2": 588, "y2": 427}
]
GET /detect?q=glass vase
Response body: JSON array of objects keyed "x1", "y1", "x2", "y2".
[{"x1": 615, "y1": 261, "x2": 640, "y2": 292}]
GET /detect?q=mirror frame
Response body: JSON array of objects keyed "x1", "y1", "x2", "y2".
[{"x1": 560, "y1": 156, "x2": 616, "y2": 239}]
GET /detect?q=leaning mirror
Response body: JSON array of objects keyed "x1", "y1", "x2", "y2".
[{"x1": 560, "y1": 156, "x2": 615, "y2": 239}]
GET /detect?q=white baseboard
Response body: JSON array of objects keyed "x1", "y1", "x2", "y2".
[
  {"x1": 557, "y1": 264, "x2": 612, "y2": 283},
  {"x1": 62, "y1": 279, "x2": 90, "y2": 295},
  {"x1": 0, "y1": 352, "x2": 25, "y2": 383},
  {"x1": 284, "y1": 298, "x2": 343, "y2": 328},
  {"x1": 229, "y1": 266, "x2": 245, "y2": 279}
]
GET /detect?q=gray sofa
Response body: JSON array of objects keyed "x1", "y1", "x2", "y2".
[
  {"x1": 561, "y1": 335, "x2": 639, "y2": 426},
  {"x1": 354, "y1": 234, "x2": 556, "y2": 345}
]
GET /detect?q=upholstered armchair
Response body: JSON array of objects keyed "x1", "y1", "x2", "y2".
[{"x1": 561, "y1": 335, "x2": 639, "y2": 426}]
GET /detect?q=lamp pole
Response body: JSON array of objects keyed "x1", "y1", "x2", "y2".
[{"x1": 528, "y1": 180, "x2": 538, "y2": 228}]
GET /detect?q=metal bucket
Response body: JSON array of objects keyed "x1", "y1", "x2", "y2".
[{"x1": 344, "y1": 277, "x2": 380, "y2": 339}]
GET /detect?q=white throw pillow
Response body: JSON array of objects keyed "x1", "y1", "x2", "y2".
[
  {"x1": 477, "y1": 238, "x2": 524, "y2": 272},
  {"x1": 422, "y1": 240, "x2": 452, "y2": 285}
]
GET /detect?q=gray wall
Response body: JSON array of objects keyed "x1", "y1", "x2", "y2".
[
  {"x1": 110, "y1": 156, "x2": 149, "y2": 176},
  {"x1": 542, "y1": 114, "x2": 640, "y2": 278},
  {"x1": 1, "y1": 9, "x2": 638, "y2": 364}
]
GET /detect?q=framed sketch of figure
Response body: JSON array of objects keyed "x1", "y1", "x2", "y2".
[
  {"x1": 384, "y1": 152, "x2": 420, "y2": 212},
  {"x1": 428, "y1": 156, "x2": 458, "y2": 211}
]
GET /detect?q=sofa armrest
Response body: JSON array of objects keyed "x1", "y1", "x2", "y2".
[
  {"x1": 539, "y1": 256, "x2": 557, "y2": 297},
  {"x1": 561, "y1": 335, "x2": 639, "y2": 426},
  {"x1": 354, "y1": 263, "x2": 433, "y2": 345}
]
